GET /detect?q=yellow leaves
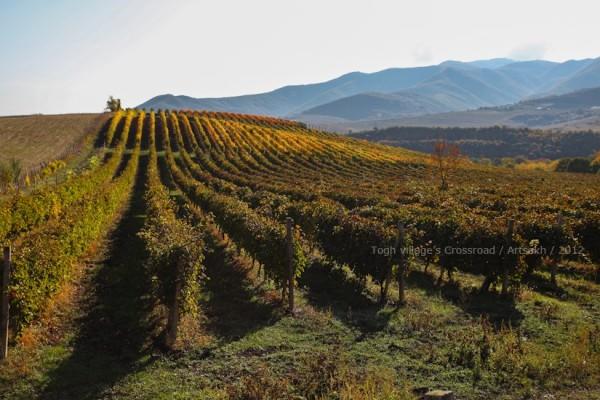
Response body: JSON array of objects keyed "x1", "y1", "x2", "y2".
[
  {"x1": 514, "y1": 159, "x2": 555, "y2": 172},
  {"x1": 41, "y1": 159, "x2": 67, "y2": 178},
  {"x1": 49, "y1": 195, "x2": 62, "y2": 219}
]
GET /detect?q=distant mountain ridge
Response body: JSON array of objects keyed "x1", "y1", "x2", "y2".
[
  {"x1": 140, "y1": 65, "x2": 445, "y2": 116},
  {"x1": 138, "y1": 57, "x2": 600, "y2": 124},
  {"x1": 309, "y1": 86, "x2": 600, "y2": 133}
]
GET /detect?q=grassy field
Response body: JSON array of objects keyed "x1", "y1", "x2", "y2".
[{"x1": 0, "y1": 113, "x2": 109, "y2": 169}]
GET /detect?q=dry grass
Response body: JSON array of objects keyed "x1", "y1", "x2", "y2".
[
  {"x1": 0, "y1": 113, "x2": 108, "y2": 169},
  {"x1": 225, "y1": 350, "x2": 416, "y2": 400}
]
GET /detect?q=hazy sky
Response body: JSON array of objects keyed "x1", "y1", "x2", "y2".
[{"x1": 2, "y1": 0, "x2": 600, "y2": 116}]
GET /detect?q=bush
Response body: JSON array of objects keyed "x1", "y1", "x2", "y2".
[{"x1": 555, "y1": 157, "x2": 593, "y2": 173}]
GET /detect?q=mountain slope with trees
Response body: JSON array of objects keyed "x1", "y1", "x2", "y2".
[{"x1": 350, "y1": 125, "x2": 600, "y2": 160}]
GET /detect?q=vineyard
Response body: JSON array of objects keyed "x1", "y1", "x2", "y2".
[
  {"x1": 0, "y1": 113, "x2": 108, "y2": 179},
  {"x1": 1, "y1": 110, "x2": 600, "y2": 399}
]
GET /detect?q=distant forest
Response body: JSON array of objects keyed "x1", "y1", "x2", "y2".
[{"x1": 350, "y1": 126, "x2": 600, "y2": 160}]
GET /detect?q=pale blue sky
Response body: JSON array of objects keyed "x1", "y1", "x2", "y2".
[{"x1": 1, "y1": 0, "x2": 600, "y2": 116}]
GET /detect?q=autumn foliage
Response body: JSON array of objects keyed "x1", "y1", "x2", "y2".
[{"x1": 431, "y1": 140, "x2": 463, "y2": 190}]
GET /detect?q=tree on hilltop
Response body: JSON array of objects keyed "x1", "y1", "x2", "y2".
[{"x1": 105, "y1": 96, "x2": 122, "y2": 112}]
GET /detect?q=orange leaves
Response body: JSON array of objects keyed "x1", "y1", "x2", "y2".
[{"x1": 430, "y1": 140, "x2": 464, "y2": 190}]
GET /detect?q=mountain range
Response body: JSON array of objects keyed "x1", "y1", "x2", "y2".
[
  {"x1": 313, "y1": 86, "x2": 600, "y2": 132},
  {"x1": 138, "y1": 57, "x2": 600, "y2": 130}
]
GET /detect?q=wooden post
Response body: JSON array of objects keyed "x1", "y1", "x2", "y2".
[
  {"x1": 1, "y1": 246, "x2": 11, "y2": 360},
  {"x1": 551, "y1": 213, "x2": 564, "y2": 286},
  {"x1": 165, "y1": 260, "x2": 181, "y2": 350},
  {"x1": 286, "y1": 217, "x2": 295, "y2": 314},
  {"x1": 257, "y1": 263, "x2": 263, "y2": 280},
  {"x1": 501, "y1": 219, "x2": 514, "y2": 296},
  {"x1": 382, "y1": 222, "x2": 404, "y2": 304},
  {"x1": 381, "y1": 268, "x2": 392, "y2": 305},
  {"x1": 396, "y1": 223, "x2": 407, "y2": 304}
]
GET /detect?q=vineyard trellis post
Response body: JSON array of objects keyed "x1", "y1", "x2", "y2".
[
  {"x1": 550, "y1": 213, "x2": 564, "y2": 287},
  {"x1": 1, "y1": 246, "x2": 11, "y2": 360},
  {"x1": 396, "y1": 223, "x2": 407, "y2": 304},
  {"x1": 286, "y1": 217, "x2": 295, "y2": 314},
  {"x1": 165, "y1": 259, "x2": 182, "y2": 350},
  {"x1": 501, "y1": 219, "x2": 515, "y2": 296},
  {"x1": 381, "y1": 222, "x2": 405, "y2": 304}
]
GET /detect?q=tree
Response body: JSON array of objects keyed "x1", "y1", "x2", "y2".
[
  {"x1": 568, "y1": 158, "x2": 592, "y2": 173},
  {"x1": 555, "y1": 157, "x2": 593, "y2": 173},
  {"x1": 105, "y1": 96, "x2": 122, "y2": 112},
  {"x1": 431, "y1": 140, "x2": 462, "y2": 190}
]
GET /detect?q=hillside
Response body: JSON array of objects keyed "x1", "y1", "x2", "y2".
[
  {"x1": 300, "y1": 92, "x2": 450, "y2": 120},
  {"x1": 314, "y1": 86, "x2": 600, "y2": 132},
  {"x1": 548, "y1": 58, "x2": 600, "y2": 95},
  {"x1": 139, "y1": 58, "x2": 600, "y2": 124},
  {"x1": 299, "y1": 66, "x2": 540, "y2": 121},
  {"x1": 138, "y1": 65, "x2": 445, "y2": 116},
  {"x1": 520, "y1": 86, "x2": 600, "y2": 110},
  {"x1": 2, "y1": 110, "x2": 600, "y2": 399},
  {"x1": 0, "y1": 113, "x2": 109, "y2": 169}
]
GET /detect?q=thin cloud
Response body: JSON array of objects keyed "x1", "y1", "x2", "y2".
[
  {"x1": 413, "y1": 46, "x2": 434, "y2": 64},
  {"x1": 509, "y1": 43, "x2": 548, "y2": 61}
]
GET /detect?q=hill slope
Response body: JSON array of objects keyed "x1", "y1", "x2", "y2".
[
  {"x1": 139, "y1": 66, "x2": 444, "y2": 117},
  {"x1": 0, "y1": 113, "x2": 109, "y2": 169},
  {"x1": 301, "y1": 66, "x2": 542, "y2": 121},
  {"x1": 300, "y1": 92, "x2": 450, "y2": 120},
  {"x1": 313, "y1": 86, "x2": 600, "y2": 132},
  {"x1": 548, "y1": 58, "x2": 600, "y2": 95}
]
